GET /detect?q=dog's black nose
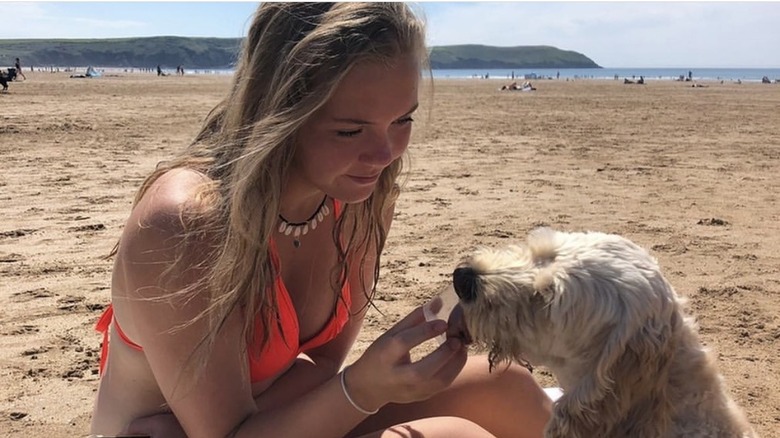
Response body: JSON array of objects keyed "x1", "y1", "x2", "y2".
[{"x1": 453, "y1": 267, "x2": 478, "y2": 302}]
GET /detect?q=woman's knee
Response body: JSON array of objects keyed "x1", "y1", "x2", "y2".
[
  {"x1": 369, "y1": 417, "x2": 495, "y2": 438},
  {"x1": 459, "y1": 356, "x2": 542, "y2": 397},
  {"x1": 453, "y1": 356, "x2": 552, "y2": 436}
]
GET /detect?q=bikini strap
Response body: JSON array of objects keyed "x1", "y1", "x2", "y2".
[
  {"x1": 95, "y1": 305, "x2": 114, "y2": 375},
  {"x1": 333, "y1": 198, "x2": 342, "y2": 218},
  {"x1": 95, "y1": 303, "x2": 144, "y2": 375}
]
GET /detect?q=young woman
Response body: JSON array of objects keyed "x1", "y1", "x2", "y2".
[{"x1": 90, "y1": 3, "x2": 552, "y2": 437}]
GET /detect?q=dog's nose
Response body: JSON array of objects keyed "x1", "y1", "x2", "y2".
[{"x1": 453, "y1": 267, "x2": 478, "y2": 302}]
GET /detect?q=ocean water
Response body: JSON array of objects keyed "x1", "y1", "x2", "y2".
[
  {"x1": 431, "y1": 67, "x2": 780, "y2": 82},
  {"x1": 77, "y1": 66, "x2": 780, "y2": 83}
]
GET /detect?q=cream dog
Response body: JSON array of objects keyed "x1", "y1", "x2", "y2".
[{"x1": 450, "y1": 228, "x2": 757, "y2": 438}]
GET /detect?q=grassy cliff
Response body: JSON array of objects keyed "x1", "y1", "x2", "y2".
[
  {"x1": 429, "y1": 44, "x2": 600, "y2": 69},
  {"x1": 0, "y1": 37, "x2": 242, "y2": 69},
  {"x1": 1, "y1": 38, "x2": 600, "y2": 69}
]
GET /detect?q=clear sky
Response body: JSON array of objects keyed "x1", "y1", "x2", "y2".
[{"x1": 3, "y1": 2, "x2": 779, "y2": 68}]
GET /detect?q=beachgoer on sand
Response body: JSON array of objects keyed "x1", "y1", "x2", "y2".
[
  {"x1": 89, "y1": 3, "x2": 553, "y2": 438},
  {"x1": 14, "y1": 58, "x2": 27, "y2": 81}
]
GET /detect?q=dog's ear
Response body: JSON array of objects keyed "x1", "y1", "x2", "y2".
[{"x1": 532, "y1": 266, "x2": 556, "y2": 302}]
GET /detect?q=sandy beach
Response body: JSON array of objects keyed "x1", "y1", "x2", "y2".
[{"x1": 1, "y1": 72, "x2": 778, "y2": 437}]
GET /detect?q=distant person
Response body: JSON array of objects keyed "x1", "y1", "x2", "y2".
[
  {"x1": 556, "y1": 71, "x2": 560, "y2": 80},
  {"x1": 157, "y1": 64, "x2": 163, "y2": 76},
  {"x1": 86, "y1": 66, "x2": 101, "y2": 77},
  {"x1": 14, "y1": 58, "x2": 27, "y2": 81}
]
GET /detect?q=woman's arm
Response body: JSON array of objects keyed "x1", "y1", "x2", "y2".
[
  {"x1": 121, "y1": 191, "x2": 372, "y2": 437},
  {"x1": 252, "y1": 355, "x2": 335, "y2": 411},
  {"x1": 121, "y1": 183, "x2": 465, "y2": 437},
  {"x1": 234, "y1": 306, "x2": 466, "y2": 438},
  {"x1": 117, "y1": 176, "x2": 258, "y2": 438}
]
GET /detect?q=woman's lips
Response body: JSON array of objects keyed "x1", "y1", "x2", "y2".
[{"x1": 348, "y1": 173, "x2": 380, "y2": 185}]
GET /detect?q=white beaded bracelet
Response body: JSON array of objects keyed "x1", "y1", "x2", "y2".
[{"x1": 340, "y1": 367, "x2": 379, "y2": 415}]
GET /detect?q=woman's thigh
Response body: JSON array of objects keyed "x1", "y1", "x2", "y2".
[{"x1": 348, "y1": 355, "x2": 552, "y2": 438}]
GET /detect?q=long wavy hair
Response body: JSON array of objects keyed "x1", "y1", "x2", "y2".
[{"x1": 113, "y1": 3, "x2": 428, "y2": 372}]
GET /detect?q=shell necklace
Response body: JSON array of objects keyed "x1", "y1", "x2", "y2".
[{"x1": 277, "y1": 196, "x2": 330, "y2": 248}]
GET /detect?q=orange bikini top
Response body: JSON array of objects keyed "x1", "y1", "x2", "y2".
[{"x1": 96, "y1": 199, "x2": 352, "y2": 383}]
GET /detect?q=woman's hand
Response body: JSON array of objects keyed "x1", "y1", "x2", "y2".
[
  {"x1": 345, "y1": 306, "x2": 468, "y2": 412},
  {"x1": 124, "y1": 411, "x2": 187, "y2": 438}
]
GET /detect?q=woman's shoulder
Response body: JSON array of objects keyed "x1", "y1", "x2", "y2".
[
  {"x1": 120, "y1": 168, "x2": 216, "y2": 257},
  {"x1": 144, "y1": 167, "x2": 213, "y2": 218},
  {"x1": 147, "y1": 167, "x2": 213, "y2": 210}
]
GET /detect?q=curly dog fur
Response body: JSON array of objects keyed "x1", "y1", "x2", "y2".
[{"x1": 452, "y1": 228, "x2": 757, "y2": 438}]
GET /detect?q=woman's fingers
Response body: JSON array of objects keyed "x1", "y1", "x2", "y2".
[
  {"x1": 430, "y1": 338, "x2": 468, "y2": 383},
  {"x1": 383, "y1": 305, "x2": 426, "y2": 337},
  {"x1": 391, "y1": 320, "x2": 447, "y2": 352},
  {"x1": 384, "y1": 338, "x2": 467, "y2": 403},
  {"x1": 409, "y1": 337, "x2": 467, "y2": 384},
  {"x1": 356, "y1": 306, "x2": 470, "y2": 404},
  {"x1": 382, "y1": 305, "x2": 451, "y2": 354},
  {"x1": 445, "y1": 304, "x2": 472, "y2": 344}
]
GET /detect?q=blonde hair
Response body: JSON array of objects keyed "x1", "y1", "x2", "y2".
[{"x1": 116, "y1": 3, "x2": 428, "y2": 372}]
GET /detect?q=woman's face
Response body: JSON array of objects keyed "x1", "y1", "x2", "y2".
[{"x1": 292, "y1": 55, "x2": 419, "y2": 204}]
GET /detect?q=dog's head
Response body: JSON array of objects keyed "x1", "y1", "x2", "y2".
[{"x1": 452, "y1": 227, "x2": 679, "y2": 391}]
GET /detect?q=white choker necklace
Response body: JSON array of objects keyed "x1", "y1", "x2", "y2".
[{"x1": 278, "y1": 196, "x2": 330, "y2": 248}]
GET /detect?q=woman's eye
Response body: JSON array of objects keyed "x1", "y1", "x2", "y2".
[
  {"x1": 337, "y1": 129, "x2": 362, "y2": 137},
  {"x1": 336, "y1": 116, "x2": 413, "y2": 137}
]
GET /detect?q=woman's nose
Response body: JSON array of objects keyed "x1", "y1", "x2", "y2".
[{"x1": 361, "y1": 133, "x2": 394, "y2": 166}]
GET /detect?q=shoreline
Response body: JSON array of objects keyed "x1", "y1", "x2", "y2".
[{"x1": 14, "y1": 65, "x2": 780, "y2": 83}]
